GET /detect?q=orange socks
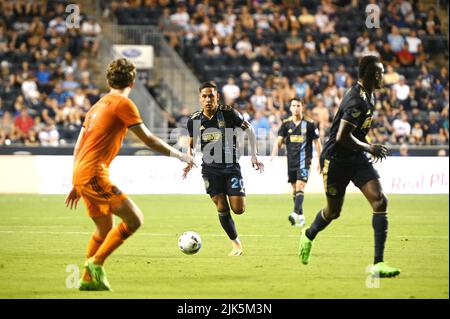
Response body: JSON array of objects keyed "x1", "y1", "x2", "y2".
[
  {"x1": 93, "y1": 223, "x2": 133, "y2": 265},
  {"x1": 82, "y1": 233, "x2": 104, "y2": 281}
]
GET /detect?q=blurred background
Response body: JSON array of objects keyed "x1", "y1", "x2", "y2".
[{"x1": 0, "y1": 0, "x2": 448, "y2": 157}]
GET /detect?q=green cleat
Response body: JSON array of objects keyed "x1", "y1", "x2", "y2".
[
  {"x1": 86, "y1": 258, "x2": 113, "y2": 291},
  {"x1": 298, "y1": 228, "x2": 313, "y2": 265},
  {"x1": 78, "y1": 279, "x2": 98, "y2": 291},
  {"x1": 370, "y1": 262, "x2": 401, "y2": 278}
]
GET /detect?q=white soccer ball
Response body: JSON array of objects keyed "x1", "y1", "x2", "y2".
[{"x1": 178, "y1": 231, "x2": 202, "y2": 255}]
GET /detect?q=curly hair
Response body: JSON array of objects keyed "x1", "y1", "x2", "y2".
[
  {"x1": 358, "y1": 55, "x2": 380, "y2": 79},
  {"x1": 106, "y1": 58, "x2": 136, "y2": 89}
]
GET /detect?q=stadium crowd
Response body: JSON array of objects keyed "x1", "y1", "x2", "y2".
[
  {"x1": 0, "y1": 0, "x2": 102, "y2": 146},
  {"x1": 109, "y1": 0, "x2": 449, "y2": 147},
  {"x1": 0, "y1": 0, "x2": 448, "y2": 149}
]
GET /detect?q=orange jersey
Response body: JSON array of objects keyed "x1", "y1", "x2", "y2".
[{"x1": 73, "y1": 93, "x2": 142, "y2": 185}]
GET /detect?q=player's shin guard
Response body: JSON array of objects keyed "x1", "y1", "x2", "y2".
[
  {"x1": 372, "y1": 212, "x2": 388, "y2": 264},
  {"x1": 93, "y1": 222, "x2": 134, "y2": 265},
  {"x1": 305, "y1": 209, "x2": 331, "y2": 240},
  {"x1": 218, "y1": 211, "x2": 238, "y2": 240},
  {"x1": 294, "y1": 190, "x2": 304, "y2": 215}
]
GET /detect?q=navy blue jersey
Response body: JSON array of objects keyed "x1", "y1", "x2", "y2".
[
  {"x1": 321, "y1": 83, "x2": 375, "y2": 164},
  {"x1": 187, "y1": 105, "x2": 246, "y2": 170},
  {"x1": 278, "y1": 116, "x2": 320, "y2": 170}
]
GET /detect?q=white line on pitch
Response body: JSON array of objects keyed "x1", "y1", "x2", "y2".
[{"x1": 0, "y1": 230, "x2": 447, "y2": 239}]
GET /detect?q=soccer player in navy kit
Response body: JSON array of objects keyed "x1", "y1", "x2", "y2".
[
  {"x1": 298, "y1": 56, "x2": 400, "y2": 277},
  {"x1": 272, "y1": 98, "x2": 322, "y2": 227},
  {"x1": 183, "y1": 82, "x2": 264, "y2": 256}
]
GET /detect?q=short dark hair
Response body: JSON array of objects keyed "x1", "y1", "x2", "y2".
[
  {"x1": 358, "y1": 55, "x2": 380, "y2": 79},
  {"x1": 289, "y1": 97, "x2": 304, "y2": 105},
  {"x1": 199, "y1": 81, "x2": 217, "y2": 92},
  {"x1": 106, "y1": 58, "x2": 136, "y2": 89}
]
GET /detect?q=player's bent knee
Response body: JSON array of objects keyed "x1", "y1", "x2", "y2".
[
  {"x1": 324, "y1": 208, "x2": 341, "y2": 220},
  {"x1": 232, "y1": 207, "x2": 245, "y2": 215},
  {"x1": 373, "y1": 194, "x2": 388, "y2": 212}
]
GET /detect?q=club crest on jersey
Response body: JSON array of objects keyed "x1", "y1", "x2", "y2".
[
  {"x1": 327, "y1": 186, "x2": 337, "y2": 196},
  {"x1": 203, "y1": 179, "x2": 210, "y2": 190},
  {"x1": 288, "y1": 129, "x2": 293, "y2": 133},
  {"x1": 352, "y1": 111, "x2": 361, "y2": 118},
  {"x1": 301, "y1": 127, "x2": 307, "y2": 133},
  {"x1": 218, "y1": 120, "x2": 225, "y2": 128}
]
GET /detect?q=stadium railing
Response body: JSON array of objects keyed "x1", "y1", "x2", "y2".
[{"x1": 106, "y1": 25, "x2": 201, "y2": 114}]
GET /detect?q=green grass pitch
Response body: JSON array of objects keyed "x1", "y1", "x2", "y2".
[{"x1": 0, "y1": 194, "x2": 448, "y2": 299}]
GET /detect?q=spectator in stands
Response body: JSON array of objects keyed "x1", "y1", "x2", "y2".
[
  {"x1": 418, "y1": 65, "x2": 433, "y2": 90},
  {"x1": 21, "y1": 73, "x2": 40, "y2": 105},
  {"x1": 334, "y1": 64, "x2": 349, "y2": 89},
  {"x1": 384, "y1": 64, "x2": 400, "y2": 87},
  {"x1": 38, "y1": 119, "x2": 59, "y2": 146},
  {"x1": 285, "y1": 29, "x2": 303, "y2": 54},
  {"x1": 47, "y1": 15, "x2": 67, "y2": 35},
  {"x1": 315, "y1": 6, "x2": 335, "y2": 34},
  {"x1": 81, "y1": 16, "x2": 102, "y2": 56},
  {"x1": 312, "y1": 98, "x2": 330, "y2": 139},
  {"x1": 424, "y1": 111, "x2": 442, "y2": 145},
  {"x1": 293, "y1": 75, "x2": 311, "y2": 102},
  {"x1": 410, "y1": 121, "x2": 424, "y2": 144},
  {"x1": 222, "y1": 76, "x2": 240, "y2": 105},
  {"x1": 62, "y1": 72, "x2": 80, "y2": 93},
  {"x1": 61, "y1": 52, "x2": 78, "y2": 75},
  {"x1": 399, "y1": 0, "x2": 415, "y2": 25},
  {"x1": 14, "y1": 108, "x2": 34, "y2": 140},
  {"x1": 393, "y1": 143, "x2": 409, "y2": 156},
  {"x1": 379, "y1": 42, "x2": 399, "y2": 68},
  {"x1": 36, "y1": 63, "x2": 52, "y2": 93},
  {"x1": 393, "y1": 75, "x2": 410, "y2": 102},
  {"x1": 387, "y1": 26, "x2": 405, "y2": 53},
  {"x1": 298, "y1": 7, "x2": 315, "y2": 31},
  {"x1": 397, "y1": 43, "x2": 414, "y2": 66},
  {"x1": 437, "y1": 149, "x2": 447, "y2": 156},
  {"x1": 422, "y1": 7, "x2": 441, "y2": 35},
  {"x1": 371, "y1": 111, "x2": 393, "y2": 144},
  {"x1": 235, "y1": 35, "x2": 253, "y2": 57},
  {"x1": 239, "y1": 6, "x2": 255, "y2": 31},
  {"x1": 250, "y1": 86, "x2": 268, "y2": 113},
  {"x1": 405, "y1": 30, "x2": 422, "y2": 55},
  {"x1": 304, "y1": 34, "x2": 317, "y2": 55},
  {"x1": 392, "y1": 111, "x2": 411, "y2": 143},
  {"x1": 251, "y1": 110, "x2": 271, "y2": 138},
  {"x1": 24, "y1": 128, "x2": 39, "y2": 146},
  {"x1": 0, "y1": 111, "x2": 16, "y2": 145}
]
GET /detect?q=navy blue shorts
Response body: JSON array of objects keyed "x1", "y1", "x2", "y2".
[
  {"x1": 288, "y1": 167, "x2": 310, "y2": 184},
  {"x1": 201, "y1": 166, "x2": 246, "y2": 197},
  {"x1": 320, "y1": 158, "x2": 380, "y2": 197}
]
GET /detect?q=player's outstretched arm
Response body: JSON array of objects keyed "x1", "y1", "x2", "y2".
[
  {"x1": 182, "y1": 137, "x2": 195, "y2": 179},
  {"x1": 130, "y1": 123, "x2": 196, "y2": 165},
  {"x1": 66, "y1": 127, "x2": 84, "y2": 209},
  {"x1": 336, "y1": 119, "x2": 387, "y2": 161},
  {"x1": 270, "y1": 136, "x2": 284, "y2": 158},
  {"x1": 242, "y1": 121, "x2": 264, "y2": 172},
  {"x1": 314, "y1": 137, "x2": 323, "y2": 172}
]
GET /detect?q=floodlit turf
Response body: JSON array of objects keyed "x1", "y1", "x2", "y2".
[{"x1": 0, "y1": 194, "x2": 448, "y2": 299}]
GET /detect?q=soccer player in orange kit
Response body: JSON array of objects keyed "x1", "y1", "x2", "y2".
[{"x1": 65, "y1": 58, "x2": 195, "y2": 291}]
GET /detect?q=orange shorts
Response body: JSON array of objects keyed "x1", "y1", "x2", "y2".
[{"x1": 75, "y1": 176, "x2": 128, "y2": 218}]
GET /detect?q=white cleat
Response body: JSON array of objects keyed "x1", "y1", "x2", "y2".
[{"x1": 288, "y1": 213, "x2": 306, "y2": 227}]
